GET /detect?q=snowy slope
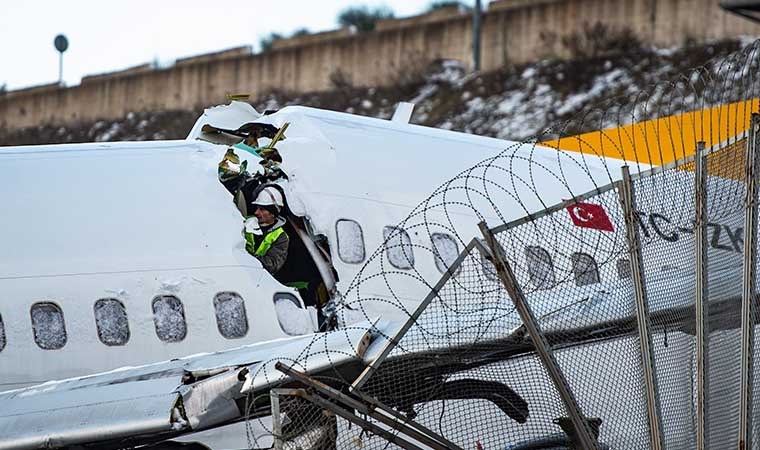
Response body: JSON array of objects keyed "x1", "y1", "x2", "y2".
[{"x1": 0, "y1": 38, "x2": 754, "y2": 146}]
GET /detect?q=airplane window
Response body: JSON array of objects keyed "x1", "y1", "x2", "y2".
[
  {"x1": 617, "y1": 258, "x2": 632, "y2": 279},
  {"x1": 94, "y1": 298, "x2": 130, "y2": 346},
  {"x1": 152, "y1": 295, "x2": 187, "y2": 342},
  {"x1": 525, "y1": 246, "x2": 556, "y2": 289},
  {"x1": 273, "y1": 293, "x2": 313, "y2": 336},
  {"x1": 31, "y1": 302, "x2": 67, "y2": 350},
  {"x1": 214, "y1": 292, "x2": 249, "y2": 339},
  {"x1": 336, "y1": 219, "x2": 366, "y2": 264},
  {"x1": 0, "y1": 314, "x2": 5, "y2": 352},
  {"x1": 432, "y1": 233, "x2": 459, "y2": 273},
  {"x1": 571, "y1": 253, "x2": 600, "y2": 286},
  {"x1": 383, "y1": 226, "x2": 415, "y2": 270}
]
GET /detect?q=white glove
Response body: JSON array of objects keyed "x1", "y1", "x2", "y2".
[
  {"x1": 244, "y1": 216, "x2": 262, "y2": 235},
  {"x1": 220, "y1": 160, "x2": 241, "y2": 174}
]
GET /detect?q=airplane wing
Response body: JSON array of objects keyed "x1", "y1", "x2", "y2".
[
  {"x1": 0, "y1": 323, "x2": 378, "y2": 450},
  {"x1": 0, "y1": 316, "x2": 534, "y2": 450}
]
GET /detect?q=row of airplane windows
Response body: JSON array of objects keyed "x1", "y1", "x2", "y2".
[
  {"x1": 0, "y1": 291, "x2": 302, "y2": 352},
  {"x1": 525, "y1": 247, "x2": 632, "y2": 289},
  {"x1": 337, "y1": 220, "x2": 461, "y2": 272},
  {"x1": 338, "y1": 220, "x2": 631, "y2": 287},
  {"x1": 0, "y1": 235, "x2": 630, "y2": 352}
]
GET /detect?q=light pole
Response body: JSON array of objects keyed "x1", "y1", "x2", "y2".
[
  {"x1": 54, "y1": 34, "x2": 68, "y2": 85},
  {"x1": 472, "y1": 0, "x2": 482, "y2": 72}
]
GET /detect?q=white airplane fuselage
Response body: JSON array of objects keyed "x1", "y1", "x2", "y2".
[
  {"x1": 0, "y1": 105, "x2": 601, "y2": 390},
  {"x1": 7, "y1": 103, "x2": 727, "y2": 448}
]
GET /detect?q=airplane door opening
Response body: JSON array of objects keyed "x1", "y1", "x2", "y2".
[{"x1": 215, "y1": 136, "x2": 341, "y2": 332}]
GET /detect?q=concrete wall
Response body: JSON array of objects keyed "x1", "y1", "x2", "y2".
[{"x1": 2, "y1": 0, "x2": 759, "y2": 130}]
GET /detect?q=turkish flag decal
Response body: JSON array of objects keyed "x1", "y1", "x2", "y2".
[{"x1": 567, "y1": 201, "x2": 614, "y2": 232}]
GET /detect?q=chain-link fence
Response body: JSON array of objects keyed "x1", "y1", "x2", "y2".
[{"x1": 254, "y1": 41, "x2": 760, "y2": 450}]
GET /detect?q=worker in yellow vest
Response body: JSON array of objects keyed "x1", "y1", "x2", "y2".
[
  {"x1": 244, "y1": 186, "x2": 289, "y2": 274},
  {"x1": 244, "y1": 185, "x2": 332, "y2": 328}
]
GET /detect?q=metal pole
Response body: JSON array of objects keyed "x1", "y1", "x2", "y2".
[
  {"x1": 739, "y1": 113, "x2": 760, "y2": 450},
  {"x1": 58, "y1": 52, "x2": 63, "y2": 85},
  {"x1": 618, "y1": 166, "x2": 665, "y2": 450},
  {"x1": 351, "y1": 239, "x2": 478, "y2": 392},
  {"x1": 694, "y1": 142, "x2": 709, "y2": 450},
  {"x1": 478, "y1": 222, "x2": 599, "y2": 450},
  {"x1": 271, "y1": 389, "x2": 283, "y2": 450},
  {"x1": 297, "y1": 390, "x2": 428, "y2": 450},
  {"x1": 472, "y1": 0, "x2": 482, "y2": 71},
  {"x1": 276, "y1": 362, "x2": 461, "y2": 450}
]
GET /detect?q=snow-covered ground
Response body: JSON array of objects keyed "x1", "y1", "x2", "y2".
[{"x1": 1, "y1": 37, "x2": 755, "y2": 146}]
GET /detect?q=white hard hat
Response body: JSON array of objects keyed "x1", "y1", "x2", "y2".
[{"x1": 252, "y1": 186, "x2": 284, "y2": 212}]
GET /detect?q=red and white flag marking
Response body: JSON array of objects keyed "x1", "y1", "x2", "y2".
[{"x1": 566, "y1": 201, "x2": 614, "y2": 232}]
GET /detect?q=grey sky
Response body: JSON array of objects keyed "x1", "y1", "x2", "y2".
[{"x1": 0, "y1": 0, "x2": 477, "y2": 91}]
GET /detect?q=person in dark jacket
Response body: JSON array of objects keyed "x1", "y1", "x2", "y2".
[
  {"x1": 245, "y1": 186, "x2": 289, "y2": 274},
  {"x1": 237, "y1": 182, "x2": 333, "y2": 328}
]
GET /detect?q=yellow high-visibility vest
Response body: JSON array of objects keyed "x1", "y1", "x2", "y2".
[{"x1": 254, "y1": 227, "x2": 285, "y2": 256}]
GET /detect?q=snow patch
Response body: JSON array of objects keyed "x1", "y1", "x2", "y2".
[
  {"x1": 105, "y1": 288, "x2": 129, "y2": 297},
  {"x1": 410, "y1": 84, "x2": 438, "y2": 104},
  {"x1": 95, "y1": 122, "x2": 122, "y2": 142},
  {"x1": 521, "y1": 67, "x2": 537, "y2": 79},
  {"x1": 556, "y1": 68, "x2": 631, "y2": 116},
  {"x1": 428, "y1": 60, "x2": 466, "y2": 84},
  {"x1": 160, "y1": 277, "x2": 185, "y2": 293}
]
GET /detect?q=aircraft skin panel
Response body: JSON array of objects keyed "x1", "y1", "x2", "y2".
[
  {"x1": 266, "y1": 105, "x2": 625, "y2": 210},
  {"x1": 0, "y1": 140, "x2": 245, "y2": 277},
  {"x1": 0, "y1": 140, "x2": 306, "y2": 392}
]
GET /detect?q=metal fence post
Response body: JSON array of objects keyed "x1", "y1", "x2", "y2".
[
  {"x1": 694, "y1": 142, "x2": 709, "y2": 450},
  {"x1": 478, "y1": 222, "x2": 599, "y2": 450},
  {"x1": 739, "y1": 113, "x2": 760, "y2": 450},
  {"x1": 618, "y1": 166, "x2": 665, "y2": 450},
  {"x1": 271, "y1": 389, "x2": 283, "y2": 450}
]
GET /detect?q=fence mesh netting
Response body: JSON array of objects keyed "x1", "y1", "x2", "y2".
[{"x1": 242, "y1": 41, "x2": 760, "y2": 449}]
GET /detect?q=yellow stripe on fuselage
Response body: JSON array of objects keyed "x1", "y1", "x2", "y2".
[{"x1": 543, "y1": 99, "x2": 760, "y2": 166}]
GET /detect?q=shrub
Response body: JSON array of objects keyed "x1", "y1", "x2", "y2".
[
  {"x1": 291, "y1": 28, "x2": 310, "y2": 38},
  {"x1": 259, "y1": 32, "x2": 284, "y2": 53},
  {"x1": 561, "y1": 22, "x2": 643, "y2": 59},
  {"x1": 428, "y1": 1, "x2": 470, "y2": 12},
  {"x1": 329, "y1": 69, "x2": 353, "y2": 90},
  {"x1": 337, "y1": 5, "x2": 394, "y2": 32}
]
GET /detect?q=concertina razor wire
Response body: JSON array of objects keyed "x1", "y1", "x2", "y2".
[{"x1": 241, "y1": 40, "x2": 760, "y2": 450}]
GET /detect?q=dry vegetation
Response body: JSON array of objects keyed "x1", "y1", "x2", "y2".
[{"x1": 0, "y1": 30, "x2": 749, "y2": 146}]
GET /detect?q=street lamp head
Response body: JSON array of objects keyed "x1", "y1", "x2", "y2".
[
  {"x1": 54, "y1": 34, "x2": 69, "y2": 53},
  {"x1": 54, "y1": 34, "x2": 68, "y2": 85}
]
